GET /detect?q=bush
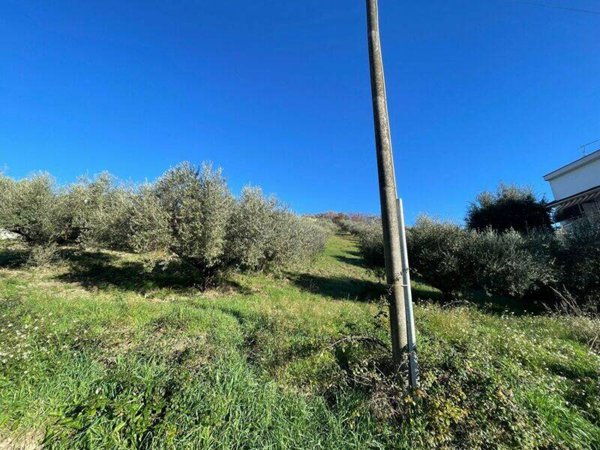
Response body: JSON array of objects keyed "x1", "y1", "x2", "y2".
[
  {"x1": 66, "y1": 175, "x2": 172, "y2": 254},
  {"x1": 328, "y1": 203, "x2": 598, "y2": 310},
  {"x1": 355, "y1": 222, "x2": 385, "y2": 274},
  {"x1": 408, "y1": 219, "x2": 556, "y2": 300},
  {"x1": 408, "y1": 216, "x2": 470, "y2": 299},
  {"x1": 337, "y1": 216, "x2": 379, "y2": 235},
  {"x1": 554, "y1": 215, "x2": 600, "y2": 312},
  {"x1": 354, "y1": 215, "x2": 559, "y2": 301},
  {"x1": 466, "y1": 184, "x2": 552, "y2": 233},
  {"x1": 225, "y1": 188, "x2": 328, "y2": 273},
  {"x1": 27, "y1": 243, "x2": 61, "y2": 267},
  {"x1": 309, "y1": 216, "x2": 338, "y2": 236},
  {"x1": 313, "y1": 212, "x2": 377, "y2": 231},
  {"x1": 339, "y1": 216, "x2": 385, "y2": 276},
  {"x1": 463, "y1": 229, "x2": 556, "y2": 298}
]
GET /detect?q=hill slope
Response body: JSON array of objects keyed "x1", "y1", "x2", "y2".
[{"x1": 0, "y1": 234, "x2": 598, "y2": 449}]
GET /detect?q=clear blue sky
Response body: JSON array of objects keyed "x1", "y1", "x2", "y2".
[{"x1": 1, "y1": 0, "x2": 599, "y2": 224}]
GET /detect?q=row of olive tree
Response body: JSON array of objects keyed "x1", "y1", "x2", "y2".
[
  {"x1": 346, "y1": 184, "x2": 599, "y2": 312},
  {"x1": 353, "y1": 216, "x2": 599, "y2": 312},
  {"x1": 0, "y1": 163, "x2": 328, "y2": 277},
  {"x1": 406, "y1": 217, "x2": 556, "y2": 300}
]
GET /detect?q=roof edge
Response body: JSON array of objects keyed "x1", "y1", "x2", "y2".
[
  {"x1": 547, "y1": 184, "x2": 600, "y2": 207},
  {"x1": 544, "y1": 148, "x2": 600, "y2": 181}
]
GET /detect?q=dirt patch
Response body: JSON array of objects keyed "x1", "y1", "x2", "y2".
[{"x1": 0, "y1": 430, "x2": 43, "y2": 450}]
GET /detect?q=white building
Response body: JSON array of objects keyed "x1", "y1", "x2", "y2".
[{"x1": 544, "y1": 148, "x2": 600, "y2": 222}]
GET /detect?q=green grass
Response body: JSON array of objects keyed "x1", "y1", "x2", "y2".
[{"x1": 0, "y1": 235, "x2": 599, "y2": 449}]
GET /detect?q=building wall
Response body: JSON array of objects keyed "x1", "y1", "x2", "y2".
[{"x1": 548, "y1": 155, "x2": 600, "y2": 200}]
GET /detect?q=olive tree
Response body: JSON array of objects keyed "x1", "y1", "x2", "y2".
[
  {"x1": 226, "y1": 187, "x2": 279, "y2": 271},
  {"x1": 266, "y1": 212, "x2": 327, "y2": 272},
  {"x1": 462, "y1": 229, "x2": 556, "y2": 298},
  {"x1": 0, "y1": 173, "x2": 74, "y2": 246},
  {"x1": 128, "y1": 185, "x2": 171, "y2": 253},
  {"x1": 408, "y1": 216, "x2": 470, "y2": 299},
  {"x1": 154, "y1": 162, "x2": 234, "y2": 276},
  {"x1": 67, "y1": 173, "x2": 136, "y2": 250}
]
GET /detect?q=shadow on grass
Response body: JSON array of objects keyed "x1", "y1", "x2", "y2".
[
  {"x1": 0, "y1": 247, "x2": 29, "y2": 268},
  {"x1": 55, "y1": 250, "x2": 250, "y2": 295},
  {"x1": 290, "y1": 273, "x2": 385, "y2": 302},
  {"x1": 334, "y1": 250, "x2": 369, "y2": 269},
  {"x1": 411, "y1": 281, "x2": 444, "y2": 303},
  {"x1": 411, "y1": 282, "x2": 546, "y2": 316},
  {"x1": 356, "y1": 273, "x2": 545, "y2": 316}
]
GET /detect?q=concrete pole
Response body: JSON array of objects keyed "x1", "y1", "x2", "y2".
[{"x1": 366, "y1": 0, "x2": 408, "y2": 363}]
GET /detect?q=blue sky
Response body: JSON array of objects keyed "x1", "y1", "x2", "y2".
[{"x1": 1, "y1": 0, "x2": 599, "y2": 224}]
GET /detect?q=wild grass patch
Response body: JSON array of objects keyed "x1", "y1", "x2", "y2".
[{"x1": 1, "y1": 234, "x2": 599, "y2": 449}]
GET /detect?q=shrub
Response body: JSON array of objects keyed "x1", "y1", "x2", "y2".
[
  {"x1": 338, "y1": 219, "x2": 365, "y2": 236},
  {"x1": 293, "y1": 216, "x2": 329, "y2": 266},
  {"x1": 27, "y1": 243, "x2": 61, "y2": 267},
  {"x1": 310, "y1": 216, "x2": 338, "y2": 236},
  {"x1": 466, "y1": 184, "x2": 552, "y2": 233},
  {"x1": 67, "y1": 175, "x2": 173, "y2": 254},
  {"x1": 313, "y1": 212, "x2": 378, "y2": 231},
  {"x1": 407, "y1": 220, "x2": 556, "y2": 300},
  {"x1": 342, "y1": 214, "x2": 561, "y2": 302},
  {"x1": 355, "y1": 222, "x2": 385, "y2": 274},
  {"x1": 312, "y1": 211, "x2": 349, "y2": 226},
  {"x1": 408, "y1": 216, "x2": 470, "y2": 299},
  {"x1": 463, "y1": 229, "x2": 556, "y2": 298},
  {"x1": 341, "y1": 216, "x2": 385, "y2": 276},
  {"x1": 329, "y1": 204, "x2": 597, "y2": 309},
  {"x1": 154, "y1": 162, "x2": 234, "y2": 277},
  {"x1": 554, "y1": 215, "x2": 600, "y2": 312},
  {"x1": 337, "y1": 216, "x2": 379, "y2": 235}
]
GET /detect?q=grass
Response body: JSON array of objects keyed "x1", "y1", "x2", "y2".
[{"x1": 0, "y1": 234, "x2": 599, "y2": 449}]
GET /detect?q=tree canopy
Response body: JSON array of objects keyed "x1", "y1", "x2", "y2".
[{"x1": 466, "y1": 184, "x2": 552, "y2": 233}]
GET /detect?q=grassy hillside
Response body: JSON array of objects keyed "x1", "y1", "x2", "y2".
[{"x1": 0, "y1": 235, "x2": 598, "y2": 449}]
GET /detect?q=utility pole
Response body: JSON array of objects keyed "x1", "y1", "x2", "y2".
[{"x1": 366, "y1": 0, "x2": 408, "y2": 365}]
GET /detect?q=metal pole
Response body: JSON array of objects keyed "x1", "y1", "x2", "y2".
[
  {"x1": 366, "y1": 0, "x2": 408, "y2": 364},
  {"x1": 397, "y1": 198, "x2": 418, "y2": 387}
]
